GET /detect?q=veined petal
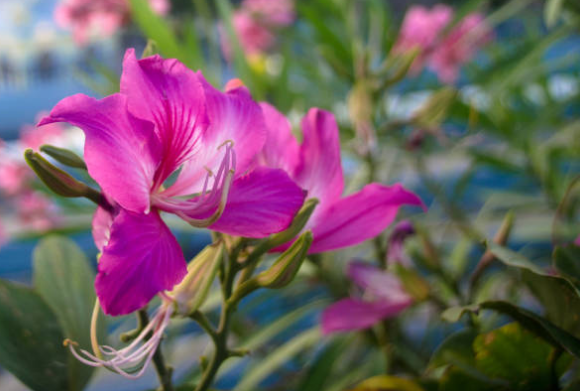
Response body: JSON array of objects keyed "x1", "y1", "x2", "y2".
[
  {"x1": 258, "y1": 103, "x2": 300, "y2": 173},
  {"x1": 95, "y1": 209, "x2": 187, "y2": 316},
  {"x1": 208, "y1": 167, "x2": 306, "y2": 238},
  {"x1": 309, "y1": 183, "x2": 424, "y2": 254},
  {"x1": 348, "y1": 262, "x2": 412, "y2": 302},
  {"x1": 120, "y1": 49, "x2": 208, "y2": 185},
  {"x1": 321, "y1": 298, "x2": 412, "y2": 334},
  {"x1": 293, "y1": 109, "x2": 344, "y2": 208},
  {"x1": 163, "y1": 75, "x2": 267, "y2": 197},
  {"x1": 39, "y1": 93, "x2": 161, "y2": 213}
]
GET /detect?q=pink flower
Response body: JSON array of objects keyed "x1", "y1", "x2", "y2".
[
  {"x1": 16, "y1": 191, "x2": 60, "y2": 232},
  {"x1": 40, "y1": 49, "x2": 305, "y2": 316},
  {"x1": 321, "y1": 262, "x2": 413, "y2": 334},
  {"x1": 19, "y1": 111, "x2": 65, "y2": 151},
  {"x1": 243, "y1": 0, "x2": 295, "y2": 27},
  {"x1": 386, "y1": 220, "x2": 415, "y2": 266},
  {"x1": 0, "y1": 158, "x2": 32, "y2": 196},
  {"x1": 393, "y1": 5, "x2": 453, "y2": 75},
  {"x1": 257, "y1": 103, "x2": 424, "y2": 254},
  {"x1": 55, "y1": 0, "x2": 170, "y2": 45},
  {"x1": 429, "y1": 13, "x2": 492, "y2": 83}
]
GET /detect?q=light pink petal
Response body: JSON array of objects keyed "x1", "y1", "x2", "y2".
[
  {"x1": 92, "y1": 205, "x2": 115, "y2": 252},
  {"x1": 120, "y1": 49, "x2": 208, "y2": 186},
  {"x1": 164, "y1": 75, "x2": 267, "y2": 197},
  {"x1": 348, "y1": 262, "x2": 411, "y2": 302},
  {"x1": 39, "y1": 94, "x2": 161, "y2": 213},
  {"x1": 293, "y1": 109, "x2": 344, "y2": 209},
  {"x1": 96, "y1": 209, "x2": 187, "y2": 316},
  {"x1": 309, "y1": 183, "x2": 424, "y2": 254},
  {"x1": 321, "y1": 298, "x2": 412, "y2": 334},
  {"x1": 257, "y1": 102, "x2": 300, "y2": 173},
  {"x1": 207, "y1": 167, "x2": 306, "y2": 238}
]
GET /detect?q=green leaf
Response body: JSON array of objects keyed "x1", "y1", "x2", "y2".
[
  {"x1": 234, "y1": 328, "x2": 321, "y2": 391},
  {"x1": 442, "y1": 305, "x2": 479, "y2": 323},
  {"x1": 348, "y1": 375, "x2": 425, "y2": 391},
  {"x1": 430, "y1": 329, "x2": 478, "y2": 370},
  {"x1": 0, "y1": 279, "x2": 69, "y2": 391},
  {"x1": 554, "y1": 245, "x2": 580, "y2": 286},
  {"x1": 439, "y1": 367, "x2": 501, "y2": 391},
  {"x1": 297, "y1": 336, "x2": 351, "y2": 391},
  {"x1": 485, "y1": 242, "x2": 548, "y2": 276},
  {"x1": 473, "y1": 323, "x2": 555, "y2": 390},
  {"x1": 545, "y1": 0, "x2": 566, "y2": 27},
  {"x1": 33, "y1": 236, "x2": 104, "y2": 391}
]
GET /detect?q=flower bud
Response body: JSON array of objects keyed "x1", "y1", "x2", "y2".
[
  {"x1": 412, "y1": 87, "x2": 457, "y2": 129},
  {"x1": 40, "y1": 144, "x2": 87, "y2": 169},
  {"x1": 24, "y1": 149, "x2": 92, "y2": 198},
  {"x1": 230, "y1": 231, "x2": 312, "y2": 304},
  {"x1": 170, "y1": 242, "x2": 224, "y2": 316}
]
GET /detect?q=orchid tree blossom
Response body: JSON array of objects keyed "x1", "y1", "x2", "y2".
[
  {"x1": 321, "y1": 262, "x2": 413, "y2": 334},
  {"x1": 40, "y1": 49, "x2": 305, "y2": 316},
  {"x1": 258, "y1": 103, "x2": 424, "y2": 254},
  {"x1": 55, "y1": 0, "x2": 170, "y2": 45}
]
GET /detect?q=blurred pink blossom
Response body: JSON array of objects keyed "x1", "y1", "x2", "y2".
[
  {"x1": 221, "y1": 0, "x2": 295, "y2": 59},
  {"x1": 55, "y1": 0, "x2": 170, "y2": 44},
  {"x1": 19, "y1": 111, "x2": 65, "y2": 150},
  {"x1": 393, "y1": 5, "x2": 492, "y2": 83},
  {"x1": 321, "y1": 262, "x2": 413, "y2": 334},
  {"x1": 393, "y1": 5, "x2": 453, "y2": 74},
  {"x1": 16, "y1": 192, "x2": 60, "y2": 232},
  {"x1": 429, "y1": 13, "x2": 492, "y2": 83}
]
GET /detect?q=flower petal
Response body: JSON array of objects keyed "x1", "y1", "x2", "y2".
[
  {"x1": 309, "y1": 183, "x2": 424, "y2": 253},
  {"x1": 293, "y1": 109, "x2": 344, "y2": 208},
  {"x1": 39, "y1": 94, "x2": 161, "y2": 213},
  {"x1": 348, "y1": 262, "x2": 411, "y2": 302},
  {"x1": 120, "y1": 49, "x2": 208, "y2": 185},
  {"x1": 92, "y1": 206, "x2": 114, "y2": 252},
  {"x1": 208, "y1": 167, "x2": 306, "y2": 238},
  {"x1": 95, "y1": 209, "x2": 187, "y2": 316},
  {"x1": 258, "y1": 102, "x2": 300, "y2": 173},
  {"x1": 321, "y1": 298, "x2": 411, "y2": 334},
  {"x1": 162, "y1": 74, "x2": 267, "y2": 198}
]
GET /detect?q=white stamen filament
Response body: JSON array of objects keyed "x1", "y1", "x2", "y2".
[{"x1": 64, "y1": 298, "x2": 173, "y2": 380}]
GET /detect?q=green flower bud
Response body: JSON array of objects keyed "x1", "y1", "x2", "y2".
[{"x1": 40, "y1": 144, "x2": 87, "y2": 170}]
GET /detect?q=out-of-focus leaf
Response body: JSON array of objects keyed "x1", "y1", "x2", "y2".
[
  {"x1": 430, "y1": 329, "x2": 478, "y2": 370},
  {"x1": 0, "y1": 279, "x2": 69, "y2": 391},
  {"x1": 439, "y1": 366, "x2": 504, "y2": 391},
  {"x1": 234, "y1": 328, "x2": 320, "y2": 391},
  {"x1": 521, "y1": 270, "x2": 580, "y2": 337},
  {"x1": 554, "y1": 245, "x2": 580, "y2": 286},
  {"x1": 545, "y1": 0, "x2": 566, "y2": 27},
  {"x1": 348, "y1": 375, "x2": 425, "y2": 391},
  {"x1": 485, "y1": 242, "x2": 548, "y2": 276},
  {"x1": 297, "y1": 336, "x2": 351, "y2": 391},
  {"x1": 442, "y1": 305, "x2": 479, "y2": 323},
  {"x1": 33, "y1": 236, "x2": 104, "y2": 391},
  {"x1": 473, "y1": 323, "x2": 555, "y2": 390}
]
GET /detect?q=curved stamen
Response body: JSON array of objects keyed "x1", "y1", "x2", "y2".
[
  {"x1": 64, "y1": 297, "x2": 174, "y2": 380},
  {"x1": 153, "y1": 140, "x2": 237, "y2": 227}
]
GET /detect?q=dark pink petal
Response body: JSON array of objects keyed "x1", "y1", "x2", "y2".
[
  {"x1": 39, "y1": 94, "x2": 161, "y2": 213},
  {"x1": 163, "y1": 74, "x2": 267, "y2": 198},
  {"x1": 258, "y1": 103, "x2": 300, "y2": 173},
  {"x1": 293, "y1": 109, "x2": 344, "y2": 208},
  {"x1": 95, "y1": 209, "x2": 187, "y2": 316},
  {"x1": 309, "y1": 183, "x2": 424, "y2": 254},
  {"x1": 208, "y1": 167, "x2": 306, "y2": 238},
  {"x1": 120, "y1": 49, "x2": 208, "y2": 185},
  {"x1": 321, "y1": 298, "x2": 412, "y2": 334},
  {"x1": 348, "y1": 262, "x2": 412, "y2": 302}
]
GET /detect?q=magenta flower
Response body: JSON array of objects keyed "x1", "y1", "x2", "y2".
[
  {"x1": 40, "y1": 49, "x2": 305, "y2": 316},
  {"x1": 321, "y1": 262, "x2": 413, "y2": 334},
  {"x1": 258, "y1": 103, "x2": 424, "y2": 254},
  {"x1": 243, "y1": 0, "x2": 295, "y2": 27},
  {"x1": 392, "y1": 5, "x2": 453, "y2": 75},
  {"x1": 55, "y1": 0, "x2": 170, "y2": 45},
  {"x1": 429, "y1": 13, "x2": 492, "y2": 83},
  {"x1": 386, "y1": 220, "x2": 416, "y2": 266}
]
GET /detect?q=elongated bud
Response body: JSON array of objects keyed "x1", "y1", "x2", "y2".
[
  {"x1": 170, "y1": 242, "x2": 224, "y2": 316},
  {"x1": 393, "y1": 264, "x2": 430, "y2": 302},
  {"x1": 245, "y1": 199, "x2": 318, "y2": 264},
  {"x1": 382, "y1": 48, "x2": 419, "y2": 87},
  {"x1": 231, "y1": 231, "x2": 313, "y2": 304},
  {"x1": 412, "y1": 87, "x2": 457, "y2": 129},
  {"x1": 24, "y1": 149, "x2": 92, "y2": 198},
  {"x1": 40, "y1": 144, "x2": 87, "y2": 170}
]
